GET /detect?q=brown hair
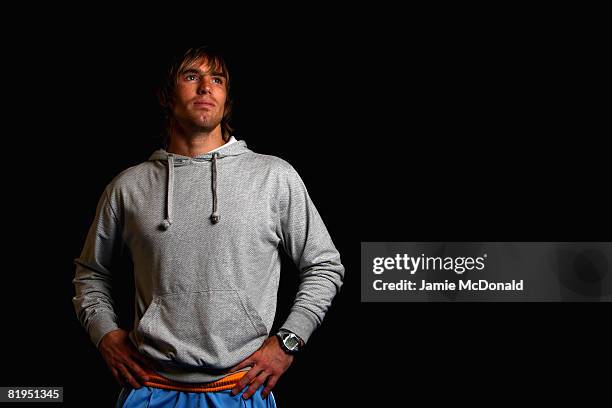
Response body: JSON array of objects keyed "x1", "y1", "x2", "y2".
[{"x1": 158, "y1": 46, "x2": 233, "y2": 146}]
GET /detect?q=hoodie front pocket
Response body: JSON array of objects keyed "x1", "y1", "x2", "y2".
[{"x1": 136, "y1": 290, "x2": 268, "y2": 369}]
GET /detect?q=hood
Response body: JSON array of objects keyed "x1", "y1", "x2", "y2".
[
  {"x1": 148, "y1": 139, "x2": 251, "y2": 230},
  {"x1": 148, "y1": 139, "x2": 251, "y2": 162}
]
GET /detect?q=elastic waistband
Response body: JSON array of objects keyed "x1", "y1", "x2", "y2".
[{"x1": 142, "y1": 370, "x2": 247, "y2": 392}]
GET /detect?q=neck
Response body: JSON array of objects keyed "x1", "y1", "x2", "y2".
[{"x1": 166, "y1": 124, "x2": 226, "y2": 158}]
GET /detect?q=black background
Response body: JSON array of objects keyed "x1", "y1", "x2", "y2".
[{"x1": 2, "y1": 10, "x2": 610, "y2": 407}]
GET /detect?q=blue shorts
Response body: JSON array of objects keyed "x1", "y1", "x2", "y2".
[{"x1": 115, "y1": 384, "x2": 277, "y2": 408}]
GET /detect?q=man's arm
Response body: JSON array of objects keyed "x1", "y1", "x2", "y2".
[
  {"x1": 72, "y1": 184, "x2": 153, "y2": 389},
  {"x1": 72, "y1": 184, "x2": 122, "y2": 349},
  {"x1": 276, "y1": 164, "x2": 345, "y2": 344}
]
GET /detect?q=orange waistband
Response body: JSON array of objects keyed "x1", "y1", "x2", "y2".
[{"x1": 142, "y1": 370, "x2": 246, "y2": 392}]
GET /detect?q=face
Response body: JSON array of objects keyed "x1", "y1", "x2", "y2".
[{"x1": 171, "y1": 58, "x2": 227, "y2": 134}]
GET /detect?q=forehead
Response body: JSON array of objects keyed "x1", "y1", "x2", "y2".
[{"x1": 181, "y1": 56, "x2": 226, "y2": 75}]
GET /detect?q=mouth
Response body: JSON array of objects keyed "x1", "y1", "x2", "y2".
[{"x1": 193, "y1": 100, "x2": 216, "y2": 109}]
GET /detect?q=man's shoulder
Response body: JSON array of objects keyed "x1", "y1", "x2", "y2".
[
  {"x1": 105, "y1": 161, "x2": 157, "y2": 192},
  {"x1": 243, "y1": 151, "x2": 296, "y2": 175}
]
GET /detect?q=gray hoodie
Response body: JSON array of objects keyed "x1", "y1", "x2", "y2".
[{"x1": 72, "y1": 138, "x2": 345, "y2": 383}]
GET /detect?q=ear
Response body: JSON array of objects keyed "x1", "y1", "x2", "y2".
[{"x1": 157, "y1": 85, "x2": 177, "y2": 109}]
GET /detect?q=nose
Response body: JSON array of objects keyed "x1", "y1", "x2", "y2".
[{"x1": 197, "y1": 77, "x2": 212, "y2": 95}]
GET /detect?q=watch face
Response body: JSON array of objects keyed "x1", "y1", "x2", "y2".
[{"x1": 285, "y1": 335, "x2": 299, "y2": 350}]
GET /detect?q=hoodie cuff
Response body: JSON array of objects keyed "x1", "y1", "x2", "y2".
[
  {"x1": 89, "y1": 313, "x2": 120, "y2": 350},
  {"x1": 280, "y1": 307, "x2": 318, "y2": 344}
]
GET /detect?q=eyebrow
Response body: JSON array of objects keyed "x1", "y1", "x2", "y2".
[{"x1": 181, "y1": 68, "x2": 226, "y2": 77}]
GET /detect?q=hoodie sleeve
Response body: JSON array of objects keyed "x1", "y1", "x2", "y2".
[
  {"x1": 72, "y1": 184, "x2": 123, "y2": 349},
  {"x1": 277, "y1": 164, "x2": 345, "y2": 344}
]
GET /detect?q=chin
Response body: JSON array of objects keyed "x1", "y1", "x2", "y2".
[
  {"x1": 196, "y1": 113, "x2": 222, "y2": 125},
  {"x1": 188, "y1": 116, "x2": 213, "y2": 128},
  {"x1": 193, "y1": 121, "x2": 222, "y2": 133}
]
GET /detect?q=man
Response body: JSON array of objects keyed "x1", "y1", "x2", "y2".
[{"x1": 72, "y1": 46, "x2": 345, "y2": 407}]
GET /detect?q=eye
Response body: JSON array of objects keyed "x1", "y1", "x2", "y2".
[
  {"x1": 212, "y1": 77, "x2": 224, "y2": 85},
  {"x1": 185, "y1": 74, "x2": 198, "y2": 81}
]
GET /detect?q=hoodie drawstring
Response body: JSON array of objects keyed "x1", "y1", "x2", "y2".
[
  {"x1": 210, "y1": 152, "x2": 220, "y2": 224},
  {"x1": 160, "y1": 154, "x2": 175, "y2": 230},
  {"x1": 160, "y1": 152, "x2": 220, "y2": 230}
]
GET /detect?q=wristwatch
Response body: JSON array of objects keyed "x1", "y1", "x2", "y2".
[{"x1": 276, "y1": 329, "x2": 303, "y2": 354}]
